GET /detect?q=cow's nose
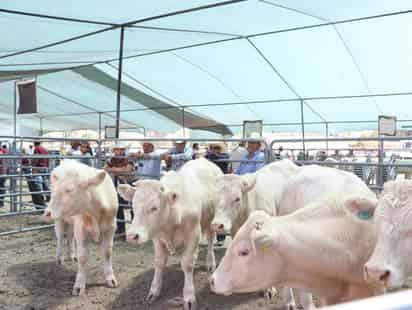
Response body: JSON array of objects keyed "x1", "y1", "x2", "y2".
[
  {"x1": 364, "y1": 265, "x2": 391, "y2": 283},
  {"x1": 218, "y1": 224, "x2": 224, "y2": 230},
  {"x1": 126, "y1": 233, "x2": 139, "y2": 243}
]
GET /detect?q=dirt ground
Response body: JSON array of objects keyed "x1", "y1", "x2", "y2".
[
  {"x1": 0, "y1": 213, "x2": 287, "y2": 310},
  {"x1": 0, "y1": 214, "x2": 410, "y2": 310}
]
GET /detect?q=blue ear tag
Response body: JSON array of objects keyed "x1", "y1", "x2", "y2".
[{"x1": 358, "y1": 210, "x2": 372, "y2": 220}]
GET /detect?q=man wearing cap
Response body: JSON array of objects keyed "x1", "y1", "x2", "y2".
[
  {"x1": 131, "y1": 141, "x2": 162, "y2": 179},
  {"x1": 164, "y1": 140, "x2": 193, "y2": 171},
  {"x1": 104, "y1": 143, "x2": 135, "y2": 235},
  {"x1": 235, "y1": 134, "x2": 265, "y2": 175}
]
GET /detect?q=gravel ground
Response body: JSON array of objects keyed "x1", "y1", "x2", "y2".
[
  {"x1": 0, "y1": 214, "x2": 285, "y2": 310},
  {"x1": 0, "y1": 214, "x2": 410, "y2": 310}
]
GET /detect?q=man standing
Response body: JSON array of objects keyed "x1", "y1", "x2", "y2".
[
  {"x1": 132, "y1": 141, "x2": 162, "y2": 179},
  {"x1": 235, "y1": 134, "x2": 265, "y2": 175},
  {"x1": 33, "y1": 141, "x2": 50, "y2": 203},
  {"x1": 205, "y1": 143, "x2": 230, "y2": 174},
  {"x1": 104, "y1": 143, "x2": 135, "y2": 235},
  {"x1": 229, "y1": 141, "x2": 247, "y2": 173},
  {"x1": 164, "y1": 140, "x2": 193, "y2": 171}
]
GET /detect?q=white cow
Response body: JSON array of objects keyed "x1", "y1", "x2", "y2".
[
  {"x1": 210, "y1": 191, "x2": 385, "y2": 307},
  {"x1": 211, "y1": 159, "x2": 300, "y2": 236},
  {"x1": 118, "y1": 157, "x2": 222, "y2": 310},
  {"x1": 364, "y1": 179, "x2": 412, "y2": 288},
  {"x1": 212, "y1": 162, "x2": 373, "y2": 308},
  {"x1": 278, "y1": 165, "x2": 379, "y2": 308},
  {"x1": 43, "y1": 160, "x2": 118, "y2": 296}
]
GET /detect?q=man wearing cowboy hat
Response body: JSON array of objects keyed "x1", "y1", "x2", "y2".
[
  {"x1": 130, "y1": 141, "x2": 162, "y2": 179},
  {"x1": 104, "y1": 142, "x2": 135, "y2": 235},
  {"x1": 164, "y1": 139, "x2": 193, "y2": 171},
  {"x1": 205, "y1": 142, "x2": 230, "y2": 173},
  {"x1": 235, "y1": 132, "x2": 265, "y2": 175}
]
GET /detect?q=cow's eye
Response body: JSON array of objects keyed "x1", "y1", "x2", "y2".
[
  {"x1": 234, "y1": 197, "x2": 240, "y2": 203},
  {"x1": 150, "y1": 207, "x2": 158, "y2": 212},
  {"x1": 65, "y1": 188, "x2": 73, "y2": 193},
  {"x1": 239, "y1": 249, "x2": 250, "y2": 257}
]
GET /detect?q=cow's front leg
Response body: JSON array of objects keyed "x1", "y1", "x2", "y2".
[
  {"x1": 55, "y1": 219, "x2": 65, "y2": 264},
  {"x1": 66, "y1": 223, "x2": 77, "y2": 263},
  {"x1": 100, "y1": 224, "x2": 118, "y2": 288},
  {"x1": 298, "y1": 290, "x2": 316, "y2": 310},
  {"x1": 206, "y1": 229, "x2": 216, "y2": 273},
  {"x1": 181, "y1": 230, "x2": 200, "y2": 310},
  {"x1": 72, "y1": 223, "x2": 88, "y2": 296},
  {"x1": 146, "y1": 239, "x2": 168, "y2": 303},
  {"x1": 282, "y1": 287, "x2": 297, "y2": 310}
]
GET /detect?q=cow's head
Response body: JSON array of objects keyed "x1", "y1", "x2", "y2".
[
  {"x1": 210, "y1": 211, "x2": 281, "y2": 295},
  {"x1": 45, "y1": 161, "x2": 106, "y2": 221},
  {"x1": 363, "y1": 180, "x2": 412, "y2": 288},
  {"x1": 118, "y1": 179, "x2": 180, "y2": 245},
  {"x1": 211, "y1": 174, "x2": 256, "y2": 235}
]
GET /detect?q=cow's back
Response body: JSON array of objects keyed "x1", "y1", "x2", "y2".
[
  {"x1": 172, "y1": 158, "x2": 222, "y2": 227},
  {"x1": 279, "y1": 165, "x2": 374, "y2": 216},
  {"x1": 254, "y1": 159, "x2": 301, "y2": 215}
]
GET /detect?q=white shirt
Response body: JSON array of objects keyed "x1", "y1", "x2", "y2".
[{"x1": 229, "y1": 146, "x2": 248, "y2": 172}]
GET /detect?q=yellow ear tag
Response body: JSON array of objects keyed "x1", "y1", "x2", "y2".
[{"x1": 261, "y1": 242, "x2": 271, "y2": 255}]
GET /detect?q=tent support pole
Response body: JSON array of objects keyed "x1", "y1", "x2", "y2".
[
  {"x1": 300, "y1": 100, "x2": 305, "y2": 158},
  {"x1": 325, "y1": 122, "x2": 329, "y2": 153},
  {"x1": 182, "y1": 107, "x2": 185, "y2": 137},
  {"x1": 115, "y1": 26, "x2": 125, "y2": 139},
  {"x1": 98, "y1": 112, "x2": 102, "y2": 140},
  {"x1": 39, "y1": 117, "x2": 43, "y2": 136}
]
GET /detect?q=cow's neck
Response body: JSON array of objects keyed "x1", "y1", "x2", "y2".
[
  {"x1": 239, "y1": 191, "x2": 251, "y2": 222},
  {"x1": 275, "y1": 218, "x2": 369, "y2": 284}
]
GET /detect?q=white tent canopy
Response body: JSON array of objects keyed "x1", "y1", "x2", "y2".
[{"x1": 1, "y1": 0, "x2": 412, "y2": 136}]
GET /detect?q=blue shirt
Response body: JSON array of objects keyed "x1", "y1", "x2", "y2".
[
  {"x1": 168, "y1": 147, "x2": 193, "y2": 171},
  {"x1": 235, "y1": 151, "x2": 265, "y2": 175},
  {"x1": 135, "y1": 152, "x2": 161, "y2": 179}
]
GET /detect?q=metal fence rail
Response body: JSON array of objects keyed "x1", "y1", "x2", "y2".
[
  {"x1": 0, "y1": 136, "x2": 269, "y2": 236},
  {"x1": 2, "y1": 134, "x2": 412, "y2": 236}
]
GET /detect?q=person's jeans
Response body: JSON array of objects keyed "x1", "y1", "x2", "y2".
[
  {"x1": 0, "y1": 176, "x2": 7, "y2": 207},
  {"x1": 115, "y1": 177, "x2": 135, "y2": 234}
]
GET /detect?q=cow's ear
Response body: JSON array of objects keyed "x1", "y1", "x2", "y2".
[
  {"x1": 86, "y1": 170, "x2": 106, "y2": 187},
  {"x1": 166, "y1": 191, "x2": 178, "y2": 205},
  {"x1": 118, "y1": 184, "x2": 136, "y2": 202},
  {"x1": 344, "y1": 196, "x2": 378, "y2": 221},
  {"x1": 251, "y1": 228, "x2": 279, "y2": 256},
  {"x1": 160, "y1": 185, "x2": 178, "y2": 205},
  {"x1": 241, "y1": 174, "x2": 257, "y2": 193}
]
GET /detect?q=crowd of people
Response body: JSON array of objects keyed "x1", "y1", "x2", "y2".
[
  {"x1": 0, "y1": 138, "x2": 267, "y2": 241},
  {"x1": 101, "y1": 138, "x2": 266, "y2": 234}
]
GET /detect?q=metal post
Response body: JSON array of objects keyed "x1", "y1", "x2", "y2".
[
  {"x1": 13, "y1": 81, "x2": 17, "y2": 138},
  {"x1": 39, "y1": 117, "x2": 43, "y2": 136},
  {"x1": 378, "y1": 138, "x2": 384, "y2": 188},
  {"x1": 115, "y1": 26, "x2": 125, "y2": 139},
  {"x1": 182, "y1": 107, "x2": 185, "y2": 137},
  {"x1": 11, "y1": 81, "x2": 18, "y2": 212},
  {"x1": 325, "y1": 122, "x2": 329, "y2": 154},
  {"x1": 300, "y1": 100, "x2": 306, "y2": 158},
  {"x1": 98, "y1": 112, "x2": 102, "y2": 140}
]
